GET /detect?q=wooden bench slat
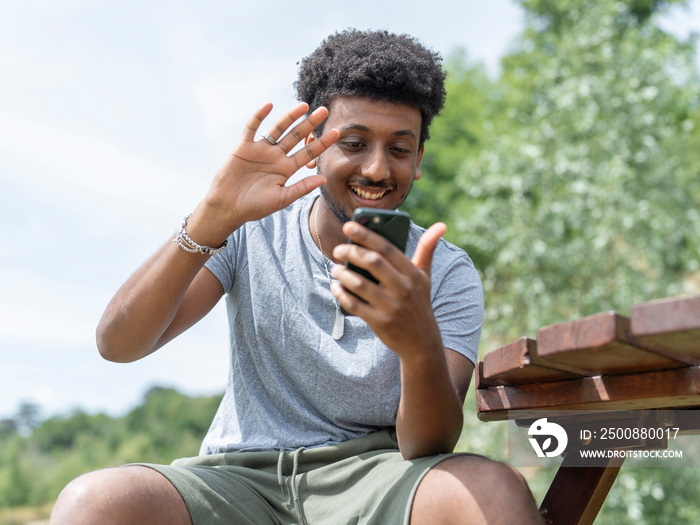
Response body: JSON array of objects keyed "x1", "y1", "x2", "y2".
[
  {"x1": 482, "y1": 337, "x2": 587, "y2": 385},
  {"x1": 536, "y1": 312, "x2": 687, "y2": 374},
  {"x1": 475, "y1": 295, "x2": 699, "y2": 525},
  {"x1": 476, "y1": 365, "x2": 700, "y2": 421},
  {"x1": 631, "y1": 294, "x2": 700, "y2": 361}
]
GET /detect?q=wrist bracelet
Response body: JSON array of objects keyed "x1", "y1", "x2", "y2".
[{"x1": 173, "y1": 214, "x2": 228, "y2": 255}]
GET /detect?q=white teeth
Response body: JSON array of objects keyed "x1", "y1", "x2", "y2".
[{"x1": 351, "y1": 186, "x2": 387, "y2": 200}]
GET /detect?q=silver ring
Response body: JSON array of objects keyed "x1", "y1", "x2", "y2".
[{"x1": 261, "y1": 132, "x2": 276, "y2": 145}]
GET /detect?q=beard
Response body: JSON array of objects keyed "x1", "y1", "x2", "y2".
[{"x1": 319, "y1": 185, "x2": 352, "y2": 224}]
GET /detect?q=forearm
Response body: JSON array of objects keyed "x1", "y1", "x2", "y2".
[
  {"x1": 96, "y1": 238, "x2": 212, "y2": 362},
  {"x1": 395, "y1": 346, "x2": 465, "y2": 460}
]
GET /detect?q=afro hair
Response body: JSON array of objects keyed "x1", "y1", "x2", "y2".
[{"x1": 295, "y1": 29, "x2": 447, "y2": 145}]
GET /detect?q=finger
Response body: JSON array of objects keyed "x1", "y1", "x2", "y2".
[
  {"x1": 331, "y1": 240, "x2": 405, "y2": 301},
  {"x1": 261, "y1": 102, "x2": 310, "y2": 148},
  {"x1": 330, "y1": 275, "x2": 375, "y2": 318},
  {"x1": 339, "y1": 221, "x2": 409, "y2": 273},
  {"x1": 290, "y1": 128, "x2": 339, "y2": 169},
  {"x1": 336, "y1": 222, "x2": 418, "y2": 298},
  {"x1": 279, "y1": 174, "x2": 327, "y2": 207},
  {"x1": 276, "y1": 106, "x2": 329, "y2": 154},
  {"x1": 241, "y1": 102, "x2": 274, "y2": 142},
  {"x1": 411, "y1": 222, "x2": 447, "y2": 275}
]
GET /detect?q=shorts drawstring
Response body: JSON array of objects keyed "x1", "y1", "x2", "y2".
[
  {"x1": 277, "y1": 447, "x2": 308, "y2": 525},
  {"x1": 277, "y1": 448, "x2": 286, "y2": 499},
  {"x1": 291, "y1": 447, "x2": 307, "y2": 525}
]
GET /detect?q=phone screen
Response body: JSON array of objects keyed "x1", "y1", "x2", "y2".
[{"x1": 345, "y1": 208, "x2": 410, "y2": 284}]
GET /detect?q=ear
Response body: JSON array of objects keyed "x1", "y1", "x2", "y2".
[
  {"x1": 305, "y1": 133, "x2": 318, "y2": 169},
  {"x1": 414, "y1": 144, "x2": 425, "y2": 181}
]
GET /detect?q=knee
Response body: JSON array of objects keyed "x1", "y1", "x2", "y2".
[
  {"x1": 51, "y1": 470, "x2": 114, "y2": 524},
  {"x1": 479, "y1": 461, "x2": 542, "y2": 524},
  {"x1": 458, "y1": 457, "x2": 540, "y2": 512},
  {"x1": 469, "y1": 457, "x2": 533, "y2": 499},
  {"x1": 50, "y1": 465, "x2": 190, "y2": 525},
  {"x1": 413, "y1": 456, "x2": 542, "y2": 525}
]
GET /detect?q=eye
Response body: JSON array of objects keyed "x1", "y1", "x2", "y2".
[
  {"x1": 391, "y1": 146, "x2": 412, "y2": 156},
  {"x1": 342, "y1": 141, "x2": 365, "y2": 150}
]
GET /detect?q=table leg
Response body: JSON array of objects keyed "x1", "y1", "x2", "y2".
[{"x1": 539, "y1": 454, "x2": 624, "y2": 525}]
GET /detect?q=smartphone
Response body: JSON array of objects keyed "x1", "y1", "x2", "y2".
[{"x1": 345, "y1": 207, "x2": 410, "y2": 286}]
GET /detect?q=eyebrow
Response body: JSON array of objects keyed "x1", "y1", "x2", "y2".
[{"x1": 340, "y1": 124, "x2": 417, "y2": 141}]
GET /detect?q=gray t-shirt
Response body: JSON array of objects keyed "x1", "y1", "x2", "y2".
[{"x1": 201, "y1": 190, "x2": 483, "y2": 454}]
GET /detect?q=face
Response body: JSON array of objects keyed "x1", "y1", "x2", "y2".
[{"x1": 309, "y1": 97, "x2": 424, "y2": 225}]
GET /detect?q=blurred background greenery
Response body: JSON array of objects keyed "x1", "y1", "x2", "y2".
[
  {"x1": 2, "y1": 0, "x2": 699, "y2": 523},
  {"x1": 423, "y1": 0, "x2": 700, "y2": 523}
]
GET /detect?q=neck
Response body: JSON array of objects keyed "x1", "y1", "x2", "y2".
[{"x1": 310, "y1": 197, "x2": 346, "y2": 264}]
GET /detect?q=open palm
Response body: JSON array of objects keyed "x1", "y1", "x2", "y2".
[{"x1": 204, "y1": 102, "x2": 339, "y2": 230}]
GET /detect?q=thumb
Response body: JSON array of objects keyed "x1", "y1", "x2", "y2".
[{"x1": 412, "y1": 222, "x2": 447, "y2": 275}]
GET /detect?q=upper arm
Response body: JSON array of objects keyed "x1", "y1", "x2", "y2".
[
  {"x1": 445, "y1": 348, "x2": 475, "y2": 405},
  {"x1": 429, "y1": 247, "x2": 484, "y2": 367},
  {"x1": 155, "y1": 266, "x2": 225, "y2": 349}
]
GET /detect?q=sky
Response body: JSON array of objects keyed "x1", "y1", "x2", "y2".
[{"x1": 1, "y1": 0, "x2": 699, "y2": 422}]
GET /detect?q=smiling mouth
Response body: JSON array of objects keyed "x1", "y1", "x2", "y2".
[{"x1": 349, "y1": 185, "x2": 389, "y2": 200}]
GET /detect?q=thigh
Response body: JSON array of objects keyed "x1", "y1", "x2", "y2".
[
  {"x1": 410, "y1": 455, "x2": 542, "y2": 525},
  {"x1": 144, "y1": 461, "x2": 286, "y2": 525},
  {"x1": 51, "y1": 465, "x2": 191, "y2": 525}
]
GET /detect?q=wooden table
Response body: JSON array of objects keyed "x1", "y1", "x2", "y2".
[{"x1": 475, "y1": 294, "x2": 700, "y2": 524}]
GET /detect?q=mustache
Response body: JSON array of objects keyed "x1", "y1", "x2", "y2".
[{"x1": 347, "y1": 178, "x2": 395, "y2": 190}]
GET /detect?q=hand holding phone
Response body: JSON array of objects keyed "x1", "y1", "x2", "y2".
[
  {"x1": 345, "y1": 208, "x2": 410, "y2": 282},
  {"x1": 342, "y1": 208, "x2": 410, "y2": 313}
]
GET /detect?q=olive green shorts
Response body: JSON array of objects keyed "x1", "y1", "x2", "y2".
[{"x1": 142, "y1": 428, "x2": 454, "y2": 525}]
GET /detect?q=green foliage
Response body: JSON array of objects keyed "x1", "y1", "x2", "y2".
[
  {"x1": 122, "y1": 386, "x2": 221, "y2": 460},
  {"x1": 0, "y1": 387, "x2": 222, "y2": 509},
  {"x1": 406, "y1": 0, "x2": 700, "y2": 523},
  {"x1": 403, "y1": 50, "x2": 499, "y2": 235},
  {"x1": 519, "y1": 0, "x2": 689, "y2": 34},
  {"x1": 599, "y1": 467, "x2": 700, "y2": 524},
  {"x1": 406, "y1": 0, "x2": 700, "y2": 345}
]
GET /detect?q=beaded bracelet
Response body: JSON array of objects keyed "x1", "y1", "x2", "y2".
[{"x1": 173, "y1": 214, "x2": 228, "y2": 255}]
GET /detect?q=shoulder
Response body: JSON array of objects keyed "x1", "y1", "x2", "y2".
[
  {"x1": 406, "y1": 223, "x2": 478, "y2": 278},
  {"x1": 406, "y1": 221, "x2": 483, "y2": 305},
  {"x1": 406, "y1": 222, "x2": 484, "y2": 363}
]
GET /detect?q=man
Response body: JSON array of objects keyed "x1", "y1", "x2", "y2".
[{"x1": 51, "y1": 30, "x2": 542, "y2": 524}]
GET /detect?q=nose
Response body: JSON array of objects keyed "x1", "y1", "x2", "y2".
[{"x1": 361, "y1": 147, "x2": 390, "y2": 183}]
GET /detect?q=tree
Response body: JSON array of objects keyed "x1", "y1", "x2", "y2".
[
  {"x1": 0, "y1": 387, "x2": 222, "y2": 510},
  {"x1": 448, "y1": 0, "x2": 699, "y2": 343},
  {"x1": 15, "y1": 401, "x2": 41, "y2": 436},
  {"x1": 403, "y1": 50, "x2": 499, "y2": 238},
  {"x1": 409, "y1": 1, "x2": 700, "y2": 523},
  {"x1": 0, "y1": 419, "x2": 17, "y2": 438}
]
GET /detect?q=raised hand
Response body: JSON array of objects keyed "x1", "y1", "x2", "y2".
[{"x1": 189, "y1": 102, "x2": 339, "y2": 245}]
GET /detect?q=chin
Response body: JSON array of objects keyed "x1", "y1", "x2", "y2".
[{"x1": 320, "y1": 186, "x2": 352, "y2": 223}]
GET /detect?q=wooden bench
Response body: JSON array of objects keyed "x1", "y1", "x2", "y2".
[{"x1": 475, "y1": 294, "x2": 700, "y2": 524}]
